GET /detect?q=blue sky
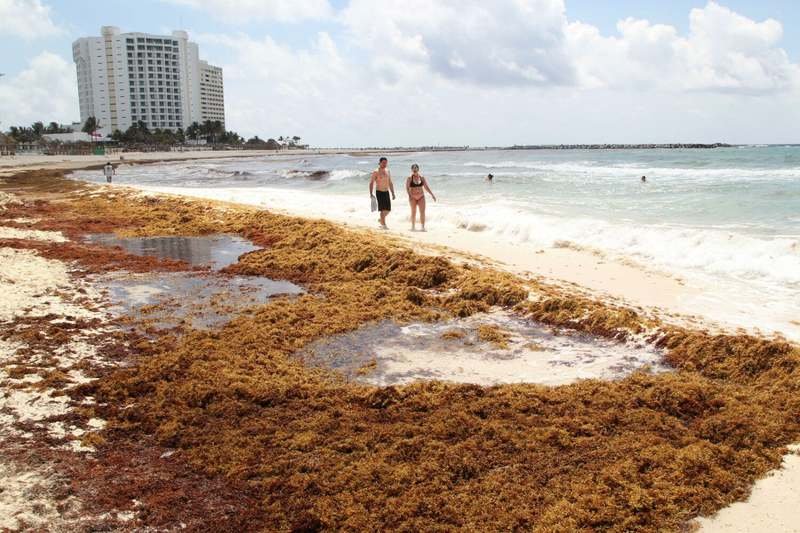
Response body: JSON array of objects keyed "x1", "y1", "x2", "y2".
[{"x1": 1, "y1": 0, "x2": 800, "y2": 145}]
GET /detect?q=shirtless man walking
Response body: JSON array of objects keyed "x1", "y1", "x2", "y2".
[{"x1": 369, "y1": 157, "x2": 396, "y2": 229}]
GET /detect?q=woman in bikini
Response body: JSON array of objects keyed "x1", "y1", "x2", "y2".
[{"x1": 406, "y1": 164, "x2": 437, "y2": 231}]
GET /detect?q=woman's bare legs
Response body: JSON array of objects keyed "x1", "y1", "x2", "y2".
[
  {"x1": 409, "y1": 196, "x2": 419, "y2": 230},
  {"x1": 418, "y1": 196, "x2": 427, "y2": 231}
]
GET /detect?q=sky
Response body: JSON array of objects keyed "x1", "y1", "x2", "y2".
[{"x1": 1, "y1": 0, "x2": 799, "y2": 146}]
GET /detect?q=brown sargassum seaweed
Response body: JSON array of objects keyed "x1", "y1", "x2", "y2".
[{"x1": 5, "y1": 171, "x2": 800, "y2": 532}]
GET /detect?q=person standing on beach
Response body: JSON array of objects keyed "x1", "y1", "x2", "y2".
[
  {"x1": 103, "y1": 162, "x2": 115, "y2": 183},
  {"x1": 406, "y1": 163, "x2": 437, "y2": 231},
  {"x1": 369, "y1": 157, "x2": 396, "y2": 229}
]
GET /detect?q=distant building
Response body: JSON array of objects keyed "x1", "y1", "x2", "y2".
[
  {"x1": 72, "y1": 26, "x2": 224, "y2": 137},
  {"x1": 199, "y1": 61, "x2": 225, "y2": 128}
]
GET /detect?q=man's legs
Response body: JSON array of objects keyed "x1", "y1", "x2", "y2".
[{"x1": 379, "y1": 209, "x2": 388, "y2": 227}]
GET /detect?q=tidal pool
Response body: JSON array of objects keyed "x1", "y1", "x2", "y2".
[
  {"x1": 85, "y1": 233, "x2": 302, "y2": 330},
  {"x1": 85, "y1": 233, "x2": 259, "y2": 270},
  {"x1": 96, "y1": 271, "x2": 304, "y2": 330},
  {"x1": 299, "y1": 310, "x2": 669, "y2": 386}
]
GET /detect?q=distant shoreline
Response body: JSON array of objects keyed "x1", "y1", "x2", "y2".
[
  {"x1": 504, "y1": 143, "x2": 732, "y2": 150},
  {"x1": 3, "y1": 143, "x2": 795, "y2": 176},
  {"x1": 335, "y1": 143, "x2": 739, "y2": 151}
]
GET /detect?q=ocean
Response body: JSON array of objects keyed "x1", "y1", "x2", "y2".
[{"x1": 72, "y1": 146, "x2": 800, "y2": 338}]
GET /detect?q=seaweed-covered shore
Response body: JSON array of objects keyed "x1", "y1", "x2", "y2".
[{"x1": 1, "y1": 170, "x2": 799, "y2": 531}]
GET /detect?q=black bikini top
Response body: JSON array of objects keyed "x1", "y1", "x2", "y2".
[{"x1": 410, "y1": 176, "x2": 424, "y2": 187}]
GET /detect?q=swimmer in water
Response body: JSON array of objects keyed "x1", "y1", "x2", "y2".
[{"x1": 641, "y1": 175, "x2": 647, "y2": 183}]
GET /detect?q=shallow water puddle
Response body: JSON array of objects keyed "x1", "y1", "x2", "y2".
[
  {"x1": 300, "y1": 310, "x2": 668, "y2": 386},
  {"x1": 95, "y1": 271, "x2": 304, "y2": 330},
  {"x1": 85, "y1": 234, "x2": 258, "y2": 270}
]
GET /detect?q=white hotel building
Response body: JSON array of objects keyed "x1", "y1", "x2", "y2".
[{"x1": 72, "y1": 26, "x2": 225, "y2": 137}]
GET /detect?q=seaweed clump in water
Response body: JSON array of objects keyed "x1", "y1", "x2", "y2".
[{"x1": 476, "y1": 324, "x2": 511, "y2": 349}]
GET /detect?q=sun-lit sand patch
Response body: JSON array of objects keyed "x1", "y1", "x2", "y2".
[
  {"x1": 0, "y1": 226, "x2": 67, "y2": 242},
  {"x1": 0, "y1": 461, "x2": 71, "y2": 531},
  {"x1": 695, "y1": 444, "x2": 800, "y2": 532},
  {"x1": 301, "y1": 309, "x2": 668, "y2": 386},
  {"x1": 0, "y1": 191, "x2": 21, "y2": 210},
  {"x1": 0, "y1": 206, "x2": 136, "y2": 528},
  {"x1": 0, "y1": 247, "x2": 100, "y2": 321}
]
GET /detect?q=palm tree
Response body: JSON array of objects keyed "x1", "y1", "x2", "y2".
[
  {"x1": 186, "y1": 122, "x2": 200, "y2": 141},
  {"x1": 211, "y1": 120, "x2": 224, "y2": 143},
  {"x1": 201, "y1": 120, "x2": 213, "y2": 143},
  {"x1": 82, "y1": 117, "x2": 100, "y2": 139}
]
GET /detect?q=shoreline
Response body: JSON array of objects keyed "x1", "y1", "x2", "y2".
[
  {"x1": 1, "y1": 154, "x2": 718, "y2": 333},
  {"x1": 0, "y1": 148, "x2": 419, "y2": 175},
  {"x1": 8, "y1": 150, "x2": 798, "y2": 340},
  {"x1": 1, "y1": 165, "x2": 792, "y2": 528},
  {"x1": 2, "y1": 152, "x2": 701, "y2": 322},
  {"x1": 133, "y1": 183, "x2": 796, "y2": 340}
]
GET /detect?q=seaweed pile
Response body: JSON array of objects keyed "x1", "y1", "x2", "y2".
[{"x1": 3, "y1": 170, "x2": 800, "y2": 531}]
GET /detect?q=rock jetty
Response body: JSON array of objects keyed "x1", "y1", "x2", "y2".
[{"x1": 505, "y1": 143, "x2": 731, "y2": 150}]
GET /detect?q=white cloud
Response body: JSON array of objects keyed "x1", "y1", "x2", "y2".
[
  {"x1": 0, "y1": 52, "x2": 78, "y2": 127},
  {"x1": 0, "y1": 0, "x2": 63, "y2": 39},
  {"x1": 193, "y1": 28, "x2": 474, "y2": 145},
  {"x1": 340, "y1": 1, "x2": 799, "y2": 93},
  {"x1": 193, "y1": 31, "x2": 392, "y2": 141},
  {"x1": 341, "y1": 0, "x2": 576, "y2": 86},
  {"x1": 163, "y1": 0, "x2": 332, "y2": 23},
  {"x1": 4, "y1": 1, "x2": 799, "y2": 146},
  {"x1": 567, "y1": 1, "x2": 800, "y2": 93},
  {"x1": 187, "y1": 1, "x2": 800, "y2": 145}
]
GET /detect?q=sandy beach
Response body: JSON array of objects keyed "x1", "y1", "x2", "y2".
[
  {"x1": 1, "y1": 157, "x2": 799, "y2": 531},
  {"x1": 0, "y1": 149, "x2": 419, "y2": 174}
]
